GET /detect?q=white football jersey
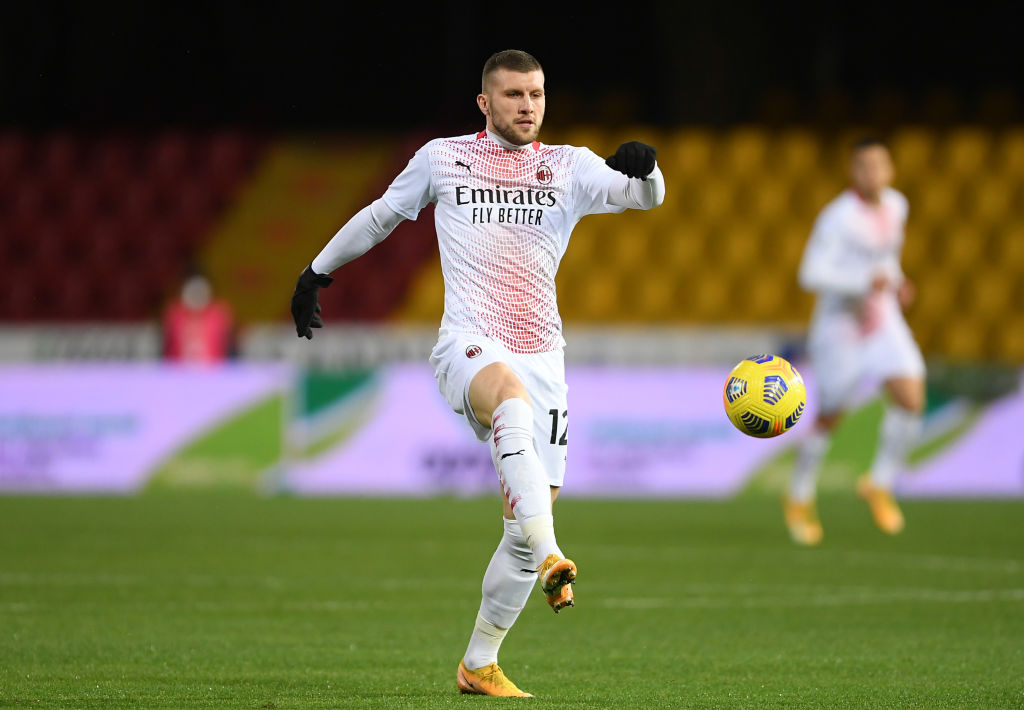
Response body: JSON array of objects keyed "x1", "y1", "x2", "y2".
[
  {"x1": 799, "y1": 187, "x2": 909, "y2": 331},
  {"x1": 381, "y1": 130, "x2": 626, "y2": 354}
]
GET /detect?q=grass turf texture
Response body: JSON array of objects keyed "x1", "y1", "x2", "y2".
[{"x1": 1, "y1": 496, "x2": 1021, "y2": 709}]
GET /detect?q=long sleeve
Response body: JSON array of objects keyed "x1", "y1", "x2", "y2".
[
  {"x1": 572, "y1": 147, "x2": 665, "y2": 219},
  {"x1": 310, "y1": 198, "x2": 406, "y2": 275},
  {"x1": 310, "y1": 144, "x2": 435, "y2": 275},
  {"x1": 606, "y1": 163, "x2": 665, "y2": 210}
]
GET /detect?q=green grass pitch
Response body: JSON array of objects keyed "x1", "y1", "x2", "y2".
[{"x1": 1, "y1": 495, "x2": 1021, "y2": 709}]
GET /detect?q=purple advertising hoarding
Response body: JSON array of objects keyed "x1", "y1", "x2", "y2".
[
  {"x1": 0, "y1": 363, "x2": 287, "y2": 492},
  {"x1": 283, "y1": 364, "x2": 1024, "y2": 499},
  {"x1": 1, "y1": 363, "x2": 1021, "y2": 497}
]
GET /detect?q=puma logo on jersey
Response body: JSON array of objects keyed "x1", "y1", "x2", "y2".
[
  {"x1": 500, "y1": 449, "x2": 526, "y2": 460},
  {"x1": 455, "y1": 160, "x2": 472, "y2": 173}
]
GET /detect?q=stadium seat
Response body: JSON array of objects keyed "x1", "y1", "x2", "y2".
[
  {"x1": 772, "y1": 130, "x2": 820, "y2": 178},
  {"x1": 890, "y1": 128, "x2": 935, "y2": 175},
  {"x1": 937, "y1": 128, "x2": 991, "y2": 175},
  {"x1": 995, "y1": 129, "x2": 1024, "y2": 176},
  {"x1": 720, "y1": 128, "x2": 768, "y2": 175}
]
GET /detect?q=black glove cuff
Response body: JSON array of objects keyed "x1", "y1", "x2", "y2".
[{"x1": 300, "y1": 264, "x2": 333, "y2": 289}]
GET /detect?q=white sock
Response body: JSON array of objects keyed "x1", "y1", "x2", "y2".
[
  {"x1": 463, "y1": 517, "x2": 537, "y2": 669},
  {"x1": 790, "y1": 425, "x2": 830, "y2": 502},
  {"x1": 491, "y1": 398, "x2": 562, "y2": 566},
  {"x1": 870, "y1": 405, "x2": 922, "y2": 490}
]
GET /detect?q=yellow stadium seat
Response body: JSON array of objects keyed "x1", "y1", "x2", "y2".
[
  {"x1": 900, "y1": 226, "x2": 928, "y2": 271},
  {"x1": 687, "y1": 271, "x2": 732, "y2": 322},
  {"x1": 606, "y1": 228, "x2": 654, "y2": 270},
  {"x1": 742, "y1": 180, "x2": 791, "y2": 224},
  {"x1": 993, "y1": 221, "x2": 1024, "y2": 266},
  {"x1": 937, "y1": 222, "x2": 984, "y2": 270},
  {"x1": 994, "y1": 316, "x2": 1024, "y2": 362},
  {"x1": 716, "y1": 222, "x2": 763, "y2": 268},
  {"x1": 719, "y1": 127, "x2": 768, "y2": 175},
  {"x1": 909, "y1": 270, "x2": 956, "y2": 321},
  {"x1": 936, "y1": 128, "x2": 991, "y2": 176},
  {"x1": 789, "y1": 178, "x2": 843, "y2": 219},
  {"x1": 967, "y1": 269, "x2": 1014, "y2": 316},
  {"x1": 964, "y1": 175, "x2": 1015, "y2": 228},
  {"x1": 770, "y1": 223, "x2": 813, "y2": 268},
  {"x1": 693, "y1": 177, "x2": 737, "y2": 222},
  {"x1": 662, "y1": 129, "x2": 715, "y2": 178},
  {"x1": 630, "y1": 268, "x2": 677, "y2": 320},
  {"x1": 740, "y1": 270, "x2": 787, "y2": 321},
  {"x1": 660, "y1": 223, "x2": 709, "y2": 269},
  {"x1": 913, "y1": 179, "x2": 961, "y2": 226},
  {"x1": 995, "y1": 129, "x2": 1024, "y2": 176},
  {"x1": 941, "y1": 318, "x2": 985, "y2": 361},
  {"x1": 575, "y1": 269, "x2": 623, "y2": 321},
  {"x1": 773, "y1": 130, "x2": 821, "y2": 177},
  {"x1": 890, "y1": 128, "x2": 935, "y2": 176}
]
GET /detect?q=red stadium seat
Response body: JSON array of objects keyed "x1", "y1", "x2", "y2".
[{"x1": 0, "y1": 130, "x2": 259, "y2": 321}]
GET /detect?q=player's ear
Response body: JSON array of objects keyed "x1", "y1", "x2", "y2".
[{"x1": 477, "y1": 92, "x2": 489, "y2": 117}]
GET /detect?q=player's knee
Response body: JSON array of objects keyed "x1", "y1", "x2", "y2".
[
  {"x1": 475, "y1": 363, "x2": 530, "y2": 405},
  {"x1": 887, "y1": 378, "x2": 926, "y2": 414},
  {"x1": 469, "y1": 363, "x2": 530, "y2": 428},
  {"x1": 897, "y1": 390, "x2": 925, "y2": 414}
]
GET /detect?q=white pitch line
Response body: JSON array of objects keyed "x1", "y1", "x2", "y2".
[
  {"x1": 837, "y1": 551, "x2": 1022, "y2": 575},
  {"x1": 599, "y1": 587, "x2": 1024, "y2": 610}
]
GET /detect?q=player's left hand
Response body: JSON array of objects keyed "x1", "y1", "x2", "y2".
[
  {"x1": 291, "y1": 264, "x2": 334, "y2": 339},
  {"x1": 897, "y1": 279, "x2": 915, "y2": 309},
  {"x1": 606, "y1": 141, "x2": 657, "y2": 180}
]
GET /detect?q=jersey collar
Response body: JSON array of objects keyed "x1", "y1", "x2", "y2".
[{"x1": 478, "y1": 128, "x2": 542, "y2": 152}]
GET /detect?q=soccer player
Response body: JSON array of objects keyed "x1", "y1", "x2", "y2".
[
  {"x1": 289, "y1": 50, "x2": 665, "y2": 696},
  {"x1": 785, "y1": 137, "x2": 925, "y2": 546}
]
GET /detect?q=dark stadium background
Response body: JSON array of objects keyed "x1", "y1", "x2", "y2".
[{"x1": 3, "y1": 2, "x2": 1021, "y2": 130}]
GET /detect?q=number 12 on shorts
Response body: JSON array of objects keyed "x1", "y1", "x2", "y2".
[{"x1": 548, "y1": 408, "x2": 568, "y2": 445}]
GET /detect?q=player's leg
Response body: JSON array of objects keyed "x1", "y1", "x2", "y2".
[
  {"x1": 469, "y1": 362, "x2": 564, "y2": 568},
  {"x1": 857, "y1": 324, "x2": 926, "y2": 534},
  {"x1": 785, "y1": 336, "x2": 859, "y2": 545},
  {"x1": 784, "y1": 410, "x2": 836, "y2": 545},
  {"x1": 457, "y1": 351, "x2": 575, "y2": 695},
  {"x1": 458, "y1": 509, "x2": 537, "y2": 697},
  {"x1": 857, "y1": 375, "x2": 924, "y2": 534},
  {"x1": 461, "y1": 486, "x2": 562, "y2": 674},
  {"x1": 458, "y1": 452, "x2": 569, "y2": 695}
]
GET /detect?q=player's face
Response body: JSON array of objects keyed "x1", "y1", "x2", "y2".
[
  {"x1": 478, "y1": 69, "x2": 545, "y2": 146},
  {"x1": 850, "y1": 145, "x2": 894, "y2": 200}
]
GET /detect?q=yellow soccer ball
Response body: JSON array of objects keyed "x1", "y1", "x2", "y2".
[{"x1": 723, "y1": 355, "x2": 806, "y2": 438}]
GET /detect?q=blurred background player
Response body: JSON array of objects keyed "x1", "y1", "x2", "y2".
[
  {"x1": 289, "y1": 50, "x2": 665, "y2": 696},
  {"x1": 785, "y1": 137, "x2": 926, "y2": 546},
  {"x1": 162, "y1": 268, "x2": 237, "y2": 363}
]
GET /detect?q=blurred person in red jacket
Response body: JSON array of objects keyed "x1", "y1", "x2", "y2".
[{"x1": 163, "y1": 269, "x2": 236, "y2": 363}]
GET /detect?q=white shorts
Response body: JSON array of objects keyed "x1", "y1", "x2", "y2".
[
  {"x1": 807, "y1": 313, "x2": 926, "y2": 414},
  {"x1": 429, "y1": 329, "x2": 568, "y2": 488}
]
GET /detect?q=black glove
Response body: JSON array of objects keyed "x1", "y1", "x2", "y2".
[
  {"x1": 291, "y1": 264, "x2": 333, "y2": 339},
  {"x1": 605, "y1": 141, "x2": 657, "y2": 180}
]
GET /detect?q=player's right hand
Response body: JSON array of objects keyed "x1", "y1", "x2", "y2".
[
  {"x1": 291, "y1": 264, "x2": 334, "y2": 339},
  {"x1": 605, "y1": 141, "x2": 657, "y2": 179}
]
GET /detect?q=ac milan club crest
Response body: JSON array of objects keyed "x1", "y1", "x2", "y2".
[
  {"x1": 536, "y1": 163, "x2": 552, "y2": 184},
  {"x1": 465, "y1": 344, "x2": 482, "y2": 359}
]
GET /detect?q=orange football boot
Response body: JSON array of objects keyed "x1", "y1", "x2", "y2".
[
  {"x1": 456, "y1": 660, "x2": 533, "y2": 697},
  {"x1": 857, "y1": 475, "x2": 905, "y2": 535},
  {"x1": 783, "y1": 496, "x2": 824, "y2": 546},
  {"x1": 537, "y1": 554, "x2": 577, "y2": 613}
]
